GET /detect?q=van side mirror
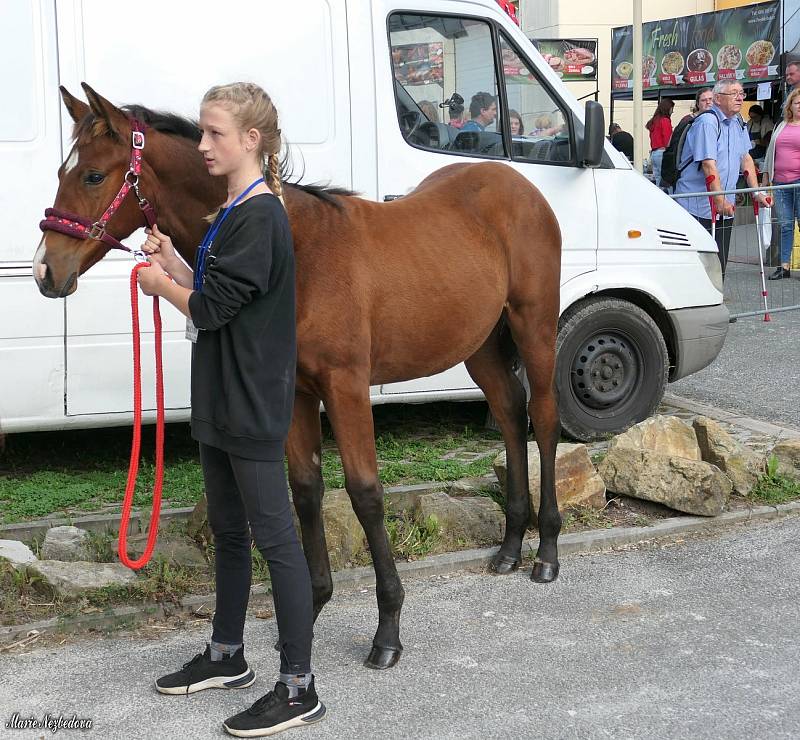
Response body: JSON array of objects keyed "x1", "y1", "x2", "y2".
[{"x1": 581, "y1": 100, "x2": 605, "y2": 168}]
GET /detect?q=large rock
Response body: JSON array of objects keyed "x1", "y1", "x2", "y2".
[
  {"x1": 598, "y1": 448, "x2": 731, "y2": 516},
  {"x1": 127, "y1": 533, "x2": 209, "y2": 569},
  {"x1": 319, "y1": 489, "x2": 368, "y2": 569},
  {"x1": 770, "y1": 439, "x2": 800, "y2": 479},
  {"x1": 609, "y1": 415, "x2": 701, "y2": 460},
  {"x1": 27, "y1": 560, "x2": 138, "y2": 599},
  {"x1": 0, "y1": 539, "x2": 38, "y2": 568},
  {"x1": 42, "y1": 525, "x2": 92, "y2": 561},
  {"x1": 415, "y1": 491, "x2": 504, "y2": 547},
  {"x1": 692, "y1": 416, "x2": 764, "y2": 496},
  {"x1": 493, "y1": 442, "x2": 606, "y2": 519}
]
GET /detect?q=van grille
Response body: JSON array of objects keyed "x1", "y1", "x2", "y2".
[{"x1": 657, "y1": 228, "x2": 691, "y2": 247}]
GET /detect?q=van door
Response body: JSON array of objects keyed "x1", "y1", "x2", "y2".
[
  {"x1": 374, "y1": 5, "x2": 597, "y2": 395},
  {"x1": 0, "y1": 1, "x2": 65, "y2": 431}
]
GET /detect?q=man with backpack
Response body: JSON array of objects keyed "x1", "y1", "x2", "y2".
[{"x1": 673, "y1": 80, "x2": 769, "y2": 278}]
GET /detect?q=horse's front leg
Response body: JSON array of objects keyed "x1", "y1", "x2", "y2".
[
  {"x1": 286, "y1": 391, "x2": 333, "y2": 622},
  {"x1": 322, "y1": 373, "x2": 404, "y2": 669}
]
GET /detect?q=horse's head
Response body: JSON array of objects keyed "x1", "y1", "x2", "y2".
[{"x1": 34, "y1": 84, "x2": 157, "y2": 297}]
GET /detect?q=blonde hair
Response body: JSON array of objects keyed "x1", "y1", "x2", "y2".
[
  {"x1": 202, "y1": 82, "x2": 285, "y2": 211},
  {"x1": 785, "y1": 87, "x2": 800, "y2": 123}
]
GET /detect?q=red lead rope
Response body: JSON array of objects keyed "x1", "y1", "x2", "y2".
[{"x1": 118, "y1": 262, "x2": 165, "y2": 569}]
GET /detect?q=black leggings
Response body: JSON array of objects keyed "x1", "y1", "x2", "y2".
[{"x1": 200, "y1": 443, "x2": 313, "y2": 675}]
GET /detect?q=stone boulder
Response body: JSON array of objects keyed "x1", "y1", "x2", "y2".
[
  {"x1": 186, "y1": 496, "x2": 212, "y2": 548},
  {"x1": 493, "y1": 443, "x2": 606, "y2": 520},
  {"x1": 127, "y1": 533, "x2": 209, "y2": 570},
  {"x1": 0, "y1": 539, "x2": 38, "y2": 568},
  {"x1": 770, "y1": 439, "x2": 800, "y2": 479},
  {"x1": 27, "y1": 560, "x2": 138, "y2": 600},
  {"x1": 692, "y1": 416, "x2": 764, "y2": 496},
  {"x1": 42, "y1": 526, "x2": 92, "y2": 561},
  {"x1": 415, "y1": 492, "x2": 504, "y2": 547},
  {"x1": 598, "y1": 448, "x2": 731, "y2": 516},
  {"x1": 318, "y1": 489, "x2": 368, "y2": 569},
  {"x1": 609, "y1": 415, "x2": 701, "y2": 460}
]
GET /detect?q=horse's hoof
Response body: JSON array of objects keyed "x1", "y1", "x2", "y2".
[
  {"x1": 364, "y1": 645, "x2": 402, "y2": 670},
  {"x1": 488, "y1": 553, "x2": 520, "y2": 575},
  {"x1": 531, "y1": 560, "x2": 560, "y2": 583}
]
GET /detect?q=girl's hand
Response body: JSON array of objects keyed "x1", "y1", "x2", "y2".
[
  {"x1": 136, "y1": 259, "x2": 171, "y2": 296},
  {"x1": 140, "y1": 223, "x2": 176, "y2": 268}
]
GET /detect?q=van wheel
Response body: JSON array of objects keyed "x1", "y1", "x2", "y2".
[{"x1": 556, "y1": 298, "x2": 668, "y2": 442}]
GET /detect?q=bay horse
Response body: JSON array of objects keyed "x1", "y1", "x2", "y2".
[{"x1": 34, "y1": 84, "x2": 562, "y2": 670}]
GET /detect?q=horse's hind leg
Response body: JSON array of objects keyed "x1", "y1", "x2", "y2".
[
  {"x1": 465, "y1": 324, "x2": 531, "y2": 574},
  {"x1": 321, "y1": 372, "x2": 404, "y2": 669},
  {"x1": 286, "y1": 391, "x2": 333, "y2": 622},
  {"x1": 505, "y1": 303, "x2": 562, "y2": 583}
]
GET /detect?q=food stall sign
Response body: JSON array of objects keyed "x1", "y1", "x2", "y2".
[
  {"x1": 611, "y1": 0, "x2": 779, "y2": 95},
  {"x1": 532, "y1": 39, "x2": 598, "y2": 81}
]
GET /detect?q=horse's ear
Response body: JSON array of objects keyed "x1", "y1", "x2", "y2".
[
  {"x1": 59, "y1": 86, "x2": 90, "y2": 123},
  {"x1": 81, "y1": 82, "x2": 128, "y2": 139}
]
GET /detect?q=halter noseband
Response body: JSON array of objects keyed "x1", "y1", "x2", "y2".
[{"x1": 40, "y1": 119, "x2": 157, "y2": 260}]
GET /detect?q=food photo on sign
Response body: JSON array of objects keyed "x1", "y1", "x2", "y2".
[{"x1": 531, "y1": 38, "x2": 598, "y2": 81}]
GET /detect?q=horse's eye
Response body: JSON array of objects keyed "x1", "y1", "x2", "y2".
[{"x1": 84, "y1": 172, "x2": 105, "y2": 185}]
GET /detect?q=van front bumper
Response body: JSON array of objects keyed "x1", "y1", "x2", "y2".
[{"x1": 667, "y1": 303, "x2": 729, "y2": 381}]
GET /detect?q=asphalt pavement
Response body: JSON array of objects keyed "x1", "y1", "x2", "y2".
[
  {"x1": 2, "y1": 515, "x2": 799, "y2": 740},
  {"x1": 670, "y1": 291, "x2": 799, "y2": 430}
]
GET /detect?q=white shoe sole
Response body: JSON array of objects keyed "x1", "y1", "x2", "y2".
[
  {"x1": 223, "y1": 701, "x2": 326, "y2": 737},
  {"x1": 155, "y1": 668, "x2": 256, "y2": 695}
]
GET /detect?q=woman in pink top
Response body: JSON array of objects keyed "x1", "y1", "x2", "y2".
[
  {"x1": 764, "y1": 87, "x2": 800, "y2": 279},
  {"x1": 645, "y1": 98, "x2": 674, "y2": 186}
]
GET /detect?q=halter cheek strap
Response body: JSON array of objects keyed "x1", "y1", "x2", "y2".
[{"x1": 39, "y1": 120, "x2": 157, "y2": 259}]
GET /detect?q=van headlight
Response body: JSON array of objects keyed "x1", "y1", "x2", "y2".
[{"x1": 698, "y1": 251, "x2": 724, "y2": 293}]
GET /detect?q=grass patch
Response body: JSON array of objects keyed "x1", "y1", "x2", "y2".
[
  {"x1": 0, "y1": 403, "x2": 503, "y2": 525},
  {"x1": 386, "y1": 513, "x2": 441, "y2": 560},
  {"x1": 747, "y1": 455, "x2": 800, "y2": 506}
]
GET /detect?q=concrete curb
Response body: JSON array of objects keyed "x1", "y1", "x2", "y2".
[{"x1": 3, "y1": 500, "x2": 798, "y2": 647}]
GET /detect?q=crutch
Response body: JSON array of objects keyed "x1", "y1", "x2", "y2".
[
  {"x1": 705, "y1": 174, "x2": 717, "y2": 241},
  {"x1": 745, "y1": 169, "x2": 771, "y2": 322}
]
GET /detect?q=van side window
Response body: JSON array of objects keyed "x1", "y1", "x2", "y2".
[
  {"x1": 388, "y1": 14, "x2": 507, "y2": 158},
  {"x1": 500, "y1": 34, "x2": 572, "y2": 164}
]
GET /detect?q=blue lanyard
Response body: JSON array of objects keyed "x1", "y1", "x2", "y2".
[{"x1": 194, "y1": 178, "x2": 264, "y2": 291}]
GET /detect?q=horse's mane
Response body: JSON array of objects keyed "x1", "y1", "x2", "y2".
[{"x1": 77, "y1": 104, "x2": 356, "y2": 209}]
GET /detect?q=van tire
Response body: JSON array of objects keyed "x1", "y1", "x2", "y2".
[{"x1": 555, "y1": 298, "x2": 668, "y2": 442}]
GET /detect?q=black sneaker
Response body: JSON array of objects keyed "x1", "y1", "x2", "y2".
[
  {"x1": 155, "y1": 644, "x2": 255, "y2": 695},
  {"x1": 223, "y1": 678, "x2": 326, "y2": 737}
]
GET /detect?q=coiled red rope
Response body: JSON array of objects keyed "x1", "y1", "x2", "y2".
[{"x1": 118, "y1": 263, "x2": 165, "y2": 569}]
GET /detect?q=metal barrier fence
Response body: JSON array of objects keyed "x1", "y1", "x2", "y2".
[{"x1": 670, "y1": 182, "x2": 800, "y2": 321}]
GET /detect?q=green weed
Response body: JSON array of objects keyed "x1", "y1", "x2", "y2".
[
  {"x1": 386, "y1": 513, "x2": 441, "y2": 560},
  {"x1": 748, "y1": 455, "x2": 800, "y2": 506}
]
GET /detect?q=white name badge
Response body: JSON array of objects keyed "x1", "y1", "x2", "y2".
[{"x1": 185, "y1": 317, "x2": 199, "y2": 343}]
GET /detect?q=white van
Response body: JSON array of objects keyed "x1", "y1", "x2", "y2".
[{"x1": 1, "y1": 0, "x2": 727, "y2": 441}]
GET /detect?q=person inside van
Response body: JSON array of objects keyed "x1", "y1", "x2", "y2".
[
  {"x1": 509, "y1": 109, "x2": 524, "y2": 136},
  {"x1": 418, "y1": 100, "x2": 440, "y2": 123},
  {"x1": 445, "y1": 92, "x2": 466, "y2": 129},
  {"x1": 462, "y1": 92, "x2": 497, "y2": 131}
]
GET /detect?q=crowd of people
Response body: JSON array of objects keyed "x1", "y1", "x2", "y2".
[{"x1": 607, "y1": 63, "x2": 800, "y2": 281}]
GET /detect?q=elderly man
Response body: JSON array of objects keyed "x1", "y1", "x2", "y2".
[{"x1": 674, "y1": 80, "x2": 769, "y2": 278}]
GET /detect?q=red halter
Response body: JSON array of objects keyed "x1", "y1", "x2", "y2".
[{"x1": 40, "y1": 119, "x2": 157, "y2": 256}]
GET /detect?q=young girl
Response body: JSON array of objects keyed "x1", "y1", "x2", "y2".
[{"x1": 136, "y1": 82, "x2": 325, "y2": 737}]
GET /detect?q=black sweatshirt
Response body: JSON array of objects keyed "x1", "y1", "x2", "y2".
[{"x1": 188, "y1": 194, "x2": 296, "y2": 461}]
